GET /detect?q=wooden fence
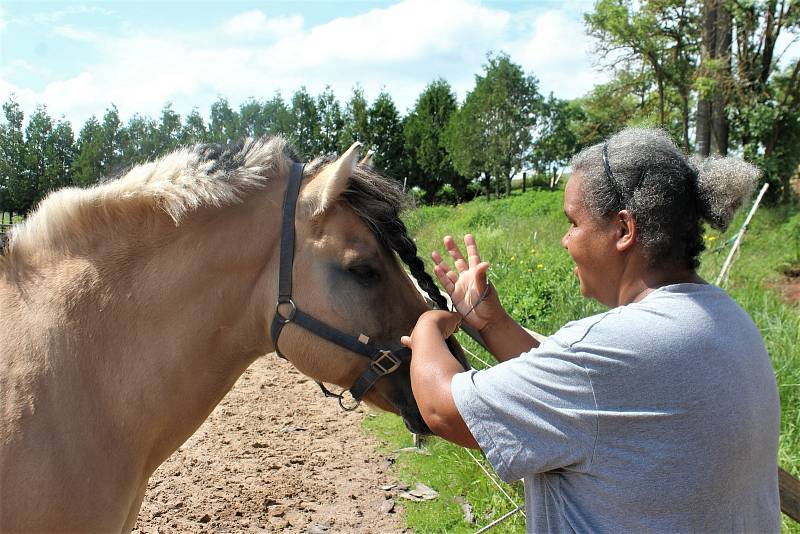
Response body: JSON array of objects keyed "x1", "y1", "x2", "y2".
[{"x1": 781, "y1": 467, "x2": 800, "y2": 523}]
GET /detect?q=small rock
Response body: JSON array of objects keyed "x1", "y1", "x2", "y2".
[
  {"x1": 268, "y1": 505, "x2": 286, "y2": 518},
  {"x1": 262, "y1": 498, "x2": 279, "y2": 512},
  {"x1": 252, "y1": 442, "x2": 268, "y2": 448},
  {"x1": 307, "y1": 524, "x2": 329, "y2": 534},
  {"x1": 198, "y1": 514, "x2": 211, "y2": 524},
  {"x1": 285, "y1": 511, "x2": 306, "y2": 527},
  {"x1": 269, "y1": 517, "x2": 289, "y2": 530},
  {"x1": 461, "y1": 502, "x2": 475, "y2": 524},
  {"x1": 379, "y1": 499, "x2": 396, "y2": 514}
]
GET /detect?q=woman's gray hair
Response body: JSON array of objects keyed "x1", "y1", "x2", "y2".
[{"x1": 570, "y1": 128, "x2": 760, "y2": 269}]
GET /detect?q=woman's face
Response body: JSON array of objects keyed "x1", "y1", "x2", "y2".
[{"x1": 561, "y1": 172, "x2": 622, "y2": 307}]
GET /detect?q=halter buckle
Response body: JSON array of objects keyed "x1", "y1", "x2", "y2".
[
  {"x1": 371, "y1": 350, "x2": 401, "y2": 376},
  {"x1": 275, "y1": 298, "x2": 297, "y2": 324}
]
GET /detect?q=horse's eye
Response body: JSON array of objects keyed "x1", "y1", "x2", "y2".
[{"x1": 347, "y1": 264, "x2": 380, "y2": 284}]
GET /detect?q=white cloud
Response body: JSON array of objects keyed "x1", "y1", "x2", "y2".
[
  {"x1": 53, "y1": 25, "x2": 101, "y2": 42},
  {"x1": 222, "y1": 10, "x2": 304, "y2": 40},
  {"x1": 2, "y1": 0, "x2": 606, "y2": 128},
  {"x1": 0, "y1": 8, "x2": 6, "y2": 31},
  {"x1": 509, "y1": 9, "x2": 609, "y2": 99},
  {"x1": 33, "y1": 5, "x2": 114, "y2": 25}
]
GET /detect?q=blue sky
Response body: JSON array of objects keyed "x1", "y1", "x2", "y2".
[{"x1": 1, "y1": 0, "x2": 608, "y2": 129}]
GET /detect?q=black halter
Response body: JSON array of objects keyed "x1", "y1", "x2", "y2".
[{"x1": 270, "y1": 162, "x2": 412, "y2": 410}]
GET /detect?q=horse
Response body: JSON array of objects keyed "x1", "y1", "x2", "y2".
[{"x1": 0, "y1": 137, "x2": 466, "y2": 533}]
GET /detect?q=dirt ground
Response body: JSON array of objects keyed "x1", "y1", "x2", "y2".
[{"x1": 133, "y1": 356, "x2": 412, "y2": 534}]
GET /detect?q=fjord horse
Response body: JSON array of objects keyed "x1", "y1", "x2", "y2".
[{"x1": 0, "y1": 138, "x2": 464, "y2": 532}]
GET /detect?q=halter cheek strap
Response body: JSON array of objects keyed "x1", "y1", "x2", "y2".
[{"x1": 269, "y1": 162, "x2": 410, "y2": 410}]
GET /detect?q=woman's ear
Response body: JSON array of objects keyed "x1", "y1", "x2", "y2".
[{"x1": 616, "y1": 209, "x2": 637, "y2": 252}]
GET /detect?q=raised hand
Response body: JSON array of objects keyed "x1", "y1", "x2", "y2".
[{"x1": 432, "y1": 234, "x2": 501, "y2": 332}]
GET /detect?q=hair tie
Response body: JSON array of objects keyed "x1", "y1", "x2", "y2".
[{"x1": 602, "y1": 142, "x2": 624, "y2": 200}]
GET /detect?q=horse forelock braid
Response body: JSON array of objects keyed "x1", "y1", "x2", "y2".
[
  {"x1": 384, "y1": 218, "x2": 448, "y2": 311},
  {"x1": 339, "y1": 164, "x2": 447, "y2": 311}
]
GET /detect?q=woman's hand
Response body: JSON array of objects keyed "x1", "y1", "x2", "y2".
[
  {"x1": 400, "y1": 309, "x2": 462, "y2": 350},
  {"x1": 432, "y1": 234, "x2": 502, "y2": 332}
]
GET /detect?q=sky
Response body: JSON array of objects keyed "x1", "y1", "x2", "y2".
[{"x1": 2, "y1": 0, "x2": 609, "y2": 130}]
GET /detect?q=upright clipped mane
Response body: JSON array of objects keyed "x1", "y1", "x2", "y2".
[
  {"x1": 4, "y1": 137, "x2": 294, "y2": 261},
  {"x1": 307, "y1": 157, "x2": 448, "y2": 311}
]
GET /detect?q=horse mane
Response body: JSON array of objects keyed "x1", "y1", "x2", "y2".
[
  {"x1": 4, "y1": 137, "x2": 447, "y2": 310},
  {"x1": 3, "y1": 137, "x2": 294, "y2": 262}
]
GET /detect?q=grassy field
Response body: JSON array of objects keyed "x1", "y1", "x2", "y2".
[{"x1": 363, "y1": 185, "x2": 800, "y2": 533}]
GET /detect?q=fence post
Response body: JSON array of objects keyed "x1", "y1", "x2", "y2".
[
  {"x1": 522, "y1": 172, "x2": 526, "y2": 193},
  {"x1": 780, "y1": 467, "x2": 800, "y2": 523}
]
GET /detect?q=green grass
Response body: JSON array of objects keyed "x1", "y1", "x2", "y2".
[{"x1": 363, "y1": 186, "x2": 800, "y2": 532}]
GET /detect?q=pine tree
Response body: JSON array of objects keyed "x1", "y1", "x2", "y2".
[{"x1": 1, "y1": 98, "x2": 29, "y2": 215}]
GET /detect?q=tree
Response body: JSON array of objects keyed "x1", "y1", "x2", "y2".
[
  {"x1": 339, "y1": 86, "x2": 370, "y2": 148},
  {"x1": 727, "y1": 0, "x2": 800, "y2": 201},
  {"x1": 121, "y1": 113, "x2": 159, "y2": 166},
  {"x1": 532, "y1": 95, "x2": 581, "y2": 185},
  {"x1": 0, "y1": 98, "x2": 28, "y2": 216},
  {"x1": 262, "y1": 92, "x2": 292, "y2": 137},
  {"x1": 585, "y1": 0, "x2": 700, "y2": 148},
  {"x1": 209, "y1": 97, "x2": 240, "y2": 145},
  {"x1": 155, "y1": 103, "x2": 182, "y2": 156},
  {"x1": 366, "y1": 90, "x2": 405, "y2": 179},
  {"x1": 446, "y1": 53, "x2": 542, "y2": 199},
  {"x1": 405, "y1": 79, "x2": 468, "y2": 202},
  {"x1": 22, "y1": 106, "x2": 54, "y2": 208},
  {"x1": 444, "y1": 101, "x2": 487, "y2": 198},
  {"x1": 569, "y1": 78, "x2": 639, "y2": 149},
  {"x1": 695, "y1": 0, "x2": 732, "y2": 156},
  {"x1": 101, "y1": 105, "x2": 124, "y2": 174},
  {"x1": 45, "y1": 120, "x2": 76, "y2": 193},
  {"x1": 316, "y1": 86, "x2": 344, "y2": 154},
  {"x1": 289, "y1": 87, "x2": 320, "y2": 158},
  {"x1": 73, "y1": 116, "x2": 105, "y2": 186},
  {"x1": 179, "y1": 108, "x2": 208, "y2": 146}
]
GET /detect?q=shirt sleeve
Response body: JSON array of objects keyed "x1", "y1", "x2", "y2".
[{"x1": 451, "y1": 338, "x2": 599, "y2": 483}]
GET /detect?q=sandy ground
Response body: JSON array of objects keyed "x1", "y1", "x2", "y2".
[{"x1": 133, "y1": 356, "x2": 411, "y2": 533}]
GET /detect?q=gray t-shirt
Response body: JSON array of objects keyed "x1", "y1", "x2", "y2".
[{"x1": 452, "y1": 283, "x2": 780, "y2": 533}]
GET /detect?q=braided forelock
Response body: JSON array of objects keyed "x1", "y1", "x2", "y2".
[{"x1": 334, "y1": 162, "x2": 448, "y2": 311}]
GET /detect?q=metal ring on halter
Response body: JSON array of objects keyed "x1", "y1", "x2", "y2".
[
  {"x1": 338, "y1": 389, "x2": 360, "y2": 411},
  {"x1": 274, "y1": 298, "x2": 297, "y2": 324}
]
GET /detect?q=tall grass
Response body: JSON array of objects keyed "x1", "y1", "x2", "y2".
[{"x1": 364, "y1": 186, "x2": 800, "y2": 532}]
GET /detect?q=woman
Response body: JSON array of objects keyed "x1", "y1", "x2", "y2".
[{"x1": 401, "y1": 128, "x2": 781, "y2": 532}]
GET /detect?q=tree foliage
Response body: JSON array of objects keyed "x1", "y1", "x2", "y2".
[
  {"x1": 366, "y1": 91, "x2": 405, "y2": 181},
  {"x1": 446, "y1": 53, "x2": 542, "y2": 199},
  {"x1": 405, "y1": 79, "x2": 469, "y2": 202}
]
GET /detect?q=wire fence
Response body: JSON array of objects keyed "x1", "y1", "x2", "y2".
[{"x1": 460, "y1": 342, "x2": 526, "y2": 532}]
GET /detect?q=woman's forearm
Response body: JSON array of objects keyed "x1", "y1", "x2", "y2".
[
  {"x1": 480, "y1": 310, "x2": 540, "y2": 362},
  {"x1": 407, "y1": 315, "x2": 479, "y2": 449}
]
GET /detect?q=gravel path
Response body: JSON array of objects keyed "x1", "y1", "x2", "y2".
[{"x1": 133, "y1": 356, "x2": 410, "y2": 533}]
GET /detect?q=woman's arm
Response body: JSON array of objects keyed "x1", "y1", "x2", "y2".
[{"x1": 402, "y1": 310, "x2": 479, "y2": 448}]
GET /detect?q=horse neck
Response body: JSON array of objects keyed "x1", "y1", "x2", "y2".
[{"x1": 38, "y1": 187, "x2": 284, "y2": 470}]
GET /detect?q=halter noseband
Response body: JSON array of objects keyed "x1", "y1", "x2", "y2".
[{"x1": 269, "y1": 162, "x2": 411, "y2": 410}]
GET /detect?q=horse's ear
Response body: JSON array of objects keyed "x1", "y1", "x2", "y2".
[
  {"x1": 300, "y1": 142, "x2": 362, "y2": 217},
  {"x1": 360, "y1": 149, "x2": 375, "y2": 168}
]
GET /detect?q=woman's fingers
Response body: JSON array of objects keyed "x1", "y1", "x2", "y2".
[
  {"x1": 444, "y1": 235, "x2": 468, "y2": 272},
  {"x1": 464, "y1": 234, "x2": 482, "y2": 269},
  {"x1": 433, "y1": 262, "x2": 456, "y2": 294}
]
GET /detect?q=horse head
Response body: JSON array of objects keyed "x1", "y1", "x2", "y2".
[{"x1": 269, "y1": 142, "x2": 467, "y2": 434}]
